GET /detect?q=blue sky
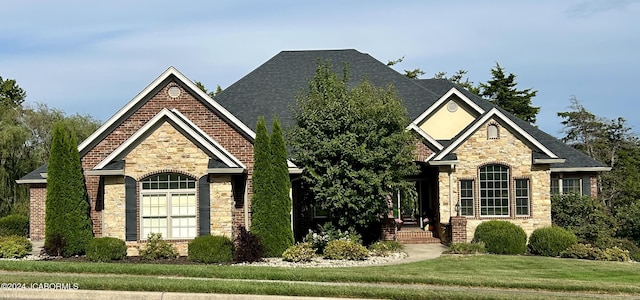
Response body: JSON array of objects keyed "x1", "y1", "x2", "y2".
[{"x1": 1, "y1": 0, "x2": 638, "y2": 137}]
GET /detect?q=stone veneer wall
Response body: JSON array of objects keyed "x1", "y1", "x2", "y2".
[
  {"x1": 102, "y1": 176, "x2": 125, "y2": 239},
  {"x1": 438, "y1": 119, "x2": 552, "y2": 241},
  {"x1": 210, "y1": 175, "x2": 234, "y2": 237}
]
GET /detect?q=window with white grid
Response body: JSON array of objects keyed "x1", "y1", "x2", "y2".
[{"x1": 141, "y1": 174, "x2": 197, "y2": 239}]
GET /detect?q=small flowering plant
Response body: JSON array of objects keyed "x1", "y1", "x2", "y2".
[{"x1": 303, "y1": 223, "x2": 362, "y2": 253}]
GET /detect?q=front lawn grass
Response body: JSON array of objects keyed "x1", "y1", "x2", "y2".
[{"x1": 1, "y1": 254, "x2": 639, "y2": 297}]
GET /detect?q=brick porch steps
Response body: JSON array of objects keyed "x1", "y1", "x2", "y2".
[{"x1": 396, "y1": 227, "x2": 441, "y2": 244}]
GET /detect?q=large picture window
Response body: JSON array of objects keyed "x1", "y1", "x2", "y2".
[
  {"x1": 141, "y1": 173, "x2": 197, "y2": 239},
  {"x1": 479, "y1": 165, "x2": 509, "y2": 216}
]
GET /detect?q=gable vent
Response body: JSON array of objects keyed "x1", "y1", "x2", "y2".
[{"x1": 168, "y1": 86, "x2": 181, "y2": 98}]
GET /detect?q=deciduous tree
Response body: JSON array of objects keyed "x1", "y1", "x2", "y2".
[{"x1": 288, "y1": 61, "x2": 417, "y2": 230}]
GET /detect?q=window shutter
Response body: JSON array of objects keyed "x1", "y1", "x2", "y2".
[
  {"x1": 199, "y1": 175, "x2": 210, "y2": 236},
  {"x1": 582, "y1": 176, "x2": 591, "y2": 196},
  {"x1": 125, "y1": 176, "x2": 137, "y2": 241}
]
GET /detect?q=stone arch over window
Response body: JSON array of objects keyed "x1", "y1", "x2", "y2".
[
  {"x1": 139, "y1": 173, "x2": 197, "y2": 239},
  {"x1": 487, "y1": 123, "x2": 500, "y2": 139}
]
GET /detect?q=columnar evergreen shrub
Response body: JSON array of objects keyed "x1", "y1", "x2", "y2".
[
  {"x1": 251, "y1": 117, "x2": 294, "y2": 257},
  {"x1": 234, "y1": 226, "x2": 264, "y2": 263},
  {"x1": 138, "y1": 233, "x2": 178, "y2": 260},
  {"x1": 528, "y1": 226, "x2": 577, "y2": 257},
  {"x1": 282, "y1": 243, "x2": 315, "y2": 262},
  {"x1": 323, "y1": 240, "x2": 369, "y2": 260},
  {"x1": 268, "y1": 117, "x2": 294, "y2": 255},
  {"x1": 0, "y1": 214, "x2": 29, "y2": 237},
  {"x1": 472, "y1": 220, "x2": 527, "y2": 255},
  {"x1": 44, "y1": 122, "x2": 93, "y2": 257},
  {"x1": 86, "y1": 237, "x2": 127, "y2": 262},
  {"x1": 0, "y1": 235, "x2": 32, "y2": 258},
  {"x1": 188, "y1": 235, "x2": 234, "y2": 263}
]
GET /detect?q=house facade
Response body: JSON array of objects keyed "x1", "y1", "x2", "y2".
[{"x1": 19, "y1": 49, "x2": 608, "y2": 252}]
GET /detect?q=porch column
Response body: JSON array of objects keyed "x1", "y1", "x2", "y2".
[{"x1": 450, "y1": 216, "x2": 467, "y2": 243}]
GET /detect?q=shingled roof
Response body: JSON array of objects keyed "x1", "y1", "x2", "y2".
[
  {"x1": 215, "y1": 49, "x2": 440, "y2": 130},
  {"x1": 215, "y1": 49, "x2": 607, "y2": 171}
]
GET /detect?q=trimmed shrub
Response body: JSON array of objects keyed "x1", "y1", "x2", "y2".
[
  {"x1": 0, "y1": 235, "x2": 32, "y2": 258},
  {"x1": 323, "y1": 240, "x2": 369, "y2": 260},
  {"x1": 86, "y1": 237, "x2": 127, "y2": 262},
  {"x1": 445, "y1": 242, "x2": 487, "y2": 255},
  {"x1": 234, "y1": 226, "x2": 264, "y2": 263},
  {"x1": 138, "y1": 233, "x2": 178, "y2": 260},
  {"x1": 472, "y1": 220, "x2": 527, "y2": 255},
  {"x1": 528, "y1": 226, "x2": 577, "y2": 257},
  {"x1": 594, "y1": 237, "x2": 640, "y2": 262},
  {"x1": 0, "y1": 214, "x2": 29, "y2": 237},
  {"x1": 282, "y1": 243, "x2": 315, "y2": 262},
  {"x1": 188, "y1": 235, "x2": 234, "y2": 264},
  {"x1": 561, "y1": 244, "x2": 631, "y2": 262},
  {"x1": 369, "y1": 241, "x2": 405, "y2": 257}
]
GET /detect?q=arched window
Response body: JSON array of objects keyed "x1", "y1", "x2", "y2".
[
  {"x1": 140, "y1": 173, "x2": 197, "y2": 239},
  {"x1": 487, "y1": 124, "x2": 499, "y2": 139},
  {"x1": 479, "y1": 165, "x2": 509, "y2": 216}
]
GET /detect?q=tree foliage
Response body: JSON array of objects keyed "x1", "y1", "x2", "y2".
[
  {"x1": 386, "y1": 56, "x2": 425, "y2": 79},
  {"x1": 195, "y1": 81, "x2": 222, "y2": 97},
  {"x1": 551, "y1": 193, "x2": 616, "y2": 244},
  {"x1": 288, "y1": 61, "x2": 417, "y2": 230},
  {"x1": 44, "y1": 122, "x2": 93, "y2": 256},
  {"x1": 0, "y1": 75, "x2": 100, "y2": 217},
  {"x1": 433, "y1": 70, "x2": 480, "y2": 95},
  {"x1": 251, "y1": 116, "x2": 294, "y2": 257},
  {"x1": 479, "y1": 63, "x2": 539, "y2": 123},
  {"x1": 268, "y1": 117, "x2": 294, "y2": 254}
]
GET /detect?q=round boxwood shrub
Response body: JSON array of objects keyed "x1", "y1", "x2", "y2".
[
  {"x1": 188, "y1": 235, "x2": 234, "y2": 263},
  {"x1": 323, "y1": 240, "x2": 369, "y2": 260},
  {"x1": 472, "y1": 220, "x2": 527, "y2": 255},
  {"x1": 0, "y1": 214, "x2": 29, "y2": 237},
  {"x1": 528, "y1": 226, "x2": 577, "y2": 257},
  {"x1": 86, "y1": 237, "x2": 127, "y2": 262},
  {"x1": 282, "y1": 243, "x2": 315, "y2": 262},
  {"x1": 0, "y1": 235, "x2": 32, "y2": 258}
]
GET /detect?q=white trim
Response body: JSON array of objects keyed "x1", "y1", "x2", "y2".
[
  {"x1": 78, "y1": 66, "x2": 257, "y2": 153},
  {"x1": 288, "y1": 167, "x2": 304, "y2": 174},
  {"x1": 411, "y1": 87, "x2": 485, "y2": 127},
  {"x1": 406, "y1": 123, "x2": 443, "y2": 151},
  {"x1": 171, "y1": 109, "x2": 246, "y2": 169},
  {"x1": 534, "y1": 158, "x2": 566, "y2": 164},
  {"x1": 39, "y1": 173, "x2": 47, "y2": 179},
  {"x1": 550, "y1": 167, "x2": 611, "y2": 172},
  {"x1": 206, "y1": 168, "x2": 246, "y2": 174},
  {"x1": 15, "y1": 179, "x2": 47, "y2": 184},
  {"x1": 433, "y1": 108, "x2": 558, "y2": 161},
  {"x1": 85, "y1": 169, "x2": 125, "y2": 176},
  {"x1": 428, "y1": 160, "x2": 459, "y2": 166},
  {"x1": 94, "y1": 108, "x2": 240, "y2": 170}
]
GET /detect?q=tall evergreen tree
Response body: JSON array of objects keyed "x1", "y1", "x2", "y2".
[
  {"x1": 479, "y1": 63, "x2": 539, "y2": 124},
  {"x1": 250, "y1": 117, "x2": 277, "y2": 256},
  {"x1": 45, "y1": 122, "x2": 93, "y2": 256},
  {"x1": 269, "y1": 117, "x2": 294, "y2": 255}
]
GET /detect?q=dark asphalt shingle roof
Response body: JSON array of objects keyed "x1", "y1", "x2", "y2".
[{"x1": 215, "y1": 49, "x2": 441, "y2": 130}]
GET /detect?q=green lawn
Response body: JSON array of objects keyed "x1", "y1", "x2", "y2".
[{"x1": 1, "y1": 255, "x2": 639, "y2": 299}]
